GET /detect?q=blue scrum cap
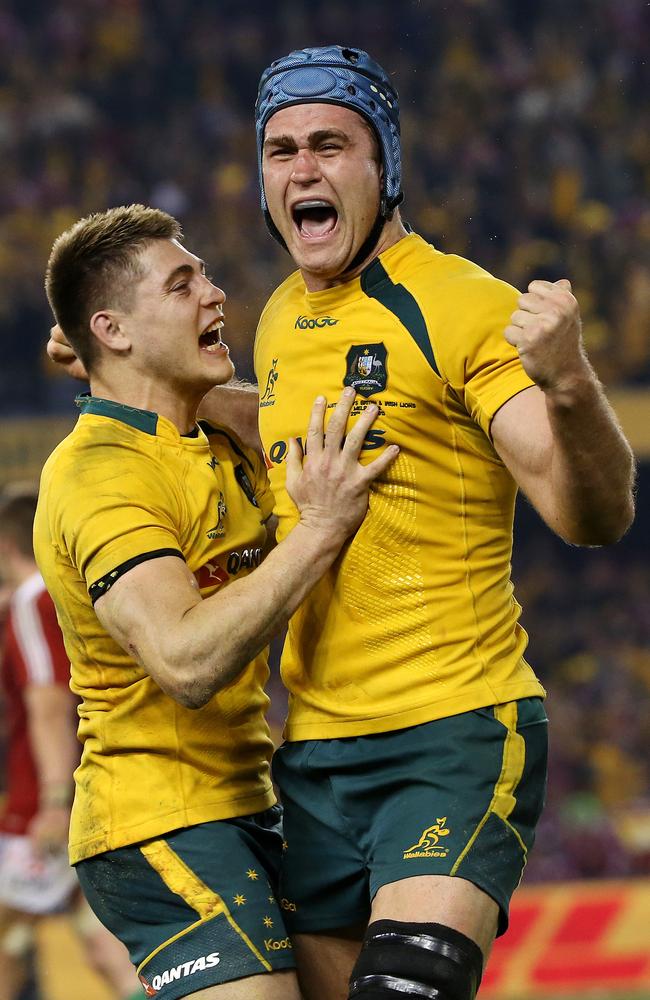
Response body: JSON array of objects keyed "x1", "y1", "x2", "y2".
[{"x1": 255, "y1": 45, "x2": 403, "y2": 226}]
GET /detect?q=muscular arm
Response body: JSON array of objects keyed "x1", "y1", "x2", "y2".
[
  {"x1": 95, "y1": 393, "x2": 398, "y2": 708},
  {"x1": 492, "y1": 280, "x2": 635, "y2": 545},
  {"x1": 96, "y1": 529, "x2": 336, "y2": 709}
]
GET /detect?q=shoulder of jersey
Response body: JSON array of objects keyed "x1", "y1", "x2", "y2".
[
  {"x1": 424, "y1": 250, "x2": 518, "y2": 299},
  {"x1": 258, "y1": 268, "x2": 304, "y2": 323}
]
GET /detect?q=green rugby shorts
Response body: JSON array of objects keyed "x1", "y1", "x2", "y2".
[
  {"x1": 273, "y1": 698, "x2": 548, "y2": 936},
  {"x1": 76, "y1": 806, "x2": 295, "y2": 998}
]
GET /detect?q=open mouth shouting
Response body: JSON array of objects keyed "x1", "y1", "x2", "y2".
[
  {"x1": 199, "y1": 316, "x2": 228, "y2": 354},
  {"x1": 292, "y1": 199, "x2": 339, "y2": 240}
]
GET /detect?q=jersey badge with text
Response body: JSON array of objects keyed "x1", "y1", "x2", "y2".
[
  {"x1": 344, "y1": 343, "x2": 388, "y2": 398},
  {"x1": 260, "y1": 358, "x2": 279, "y2": 408},
  {"x1": 206, "y1": 491, "x2": 227, "y2": 539}
]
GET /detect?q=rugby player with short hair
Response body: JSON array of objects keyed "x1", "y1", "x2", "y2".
[
  {"x1": 247, "y1": 46, "x2": 635, "y2": 1000},
  {"x1": 35, "y1": 203, "x2": 397, "y2": 1000}
]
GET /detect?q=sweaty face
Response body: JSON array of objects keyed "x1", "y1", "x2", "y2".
[
  {"x1": 120, "y1": 239, "x2": 233, "y2": 393},
  {"x1": 262, "y1": 104, "x2": 382, "y2": 290}
]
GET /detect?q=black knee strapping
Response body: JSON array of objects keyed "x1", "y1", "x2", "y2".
[{"x1": 348, "y1": 920, "x2": 484, "y2": 999}]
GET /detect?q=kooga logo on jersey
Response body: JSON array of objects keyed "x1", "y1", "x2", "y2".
[{"x1": 294, "y1": 315, "x2": 339, "y2": 329}]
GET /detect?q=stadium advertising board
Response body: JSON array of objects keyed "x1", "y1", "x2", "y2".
[{"x1": 483, "y1": 879, "x2": 650, "y2": 997}]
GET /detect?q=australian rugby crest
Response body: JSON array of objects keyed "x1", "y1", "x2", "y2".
[{"x1": 343, "y1": 343, "x2": 388, "y2": 398}]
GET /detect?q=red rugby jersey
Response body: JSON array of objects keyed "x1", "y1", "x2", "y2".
[{"x1": 0, "y1": 573, "x2": 72, "y2": 835}]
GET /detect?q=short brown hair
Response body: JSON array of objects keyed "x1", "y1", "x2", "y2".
[
  {"x1": 45, "y1": 204, "x2": 182, "y2": 374},
  {"x1": 0, "y1": 489, "x2": 39, "y2": 558}
]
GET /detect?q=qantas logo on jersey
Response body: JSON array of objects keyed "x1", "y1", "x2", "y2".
[
  {"x1": 195, "y1": 561, "x2": 229, "y2": 589},
  {"x1": 266, "y1": 428, "x2": 387, "y2": 466},
  {"x1": 227, "y1": 547, "x2": 262, "y2": 573},
  {"x1": 294, "y1": 314, "x2": 339, "y2": 329},
  {"x1": 196, "y1": 548, "x2": 262, "y2": 587},
  {"x1": 143, "y1": 952, "x2": 221, "y2": 993},
  {"x1": 344, "y1": 343, "x2": 388, "y2": 397}
]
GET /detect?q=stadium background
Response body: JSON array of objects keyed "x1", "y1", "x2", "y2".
[{"x1": 0, "y1": 0, "x2": 648, "y2": 996}]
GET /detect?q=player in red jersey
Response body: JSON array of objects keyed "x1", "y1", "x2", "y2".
[{"x1": 0, "y1": 488, "x2": 141, "y2": 1000}]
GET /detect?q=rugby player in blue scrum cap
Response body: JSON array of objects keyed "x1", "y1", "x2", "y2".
[{"x1": 250, "y1": 44, "x2": 634, "y2": 1000}]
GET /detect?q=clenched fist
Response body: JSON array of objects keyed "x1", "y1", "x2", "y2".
[{"x1": 504, "y1": 279, "x2": 590, "y2": 393}]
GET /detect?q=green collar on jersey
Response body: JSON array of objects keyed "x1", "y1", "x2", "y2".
[{"x1": 75, "y1": 393, "x2": 159, "y2": 435}]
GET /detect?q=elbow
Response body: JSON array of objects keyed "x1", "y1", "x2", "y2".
[
  {"x1": 157, "y1": 651, "x2": 241, "y2": 710},
  {"x1": 156, "y1": 672, "x2": 212, "y2": 709},
  {"x1": 168, "y1": 666, "x2": 222, "y2": 709},
  {"x1": 174, "y1": 687, "x2": 214, "y2": 710},
  {"x1": 563, "y1": 496, "x2": 636, "y2": 547},
  {"x1": 152, "y1": 652, "x2": 215, "y2": 710},
  {"x1": 611, "y1": 496, "x2": 636, "y2": 543}
]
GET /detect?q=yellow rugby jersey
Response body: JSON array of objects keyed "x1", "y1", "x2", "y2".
[
  {"x1": 254, "y1": 233, "x2": 546, "y2": 740},
  {"x1": 34, "y1": 396, "x2": 276, "y2": 863}
]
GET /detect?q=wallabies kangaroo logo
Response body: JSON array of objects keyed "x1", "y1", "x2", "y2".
[
  {"x1": 207, "y1": 491, "x2": 228, "y2": 539},
  {"x1": 403, "y1": 818, "x2": 451, "y2": 859}
]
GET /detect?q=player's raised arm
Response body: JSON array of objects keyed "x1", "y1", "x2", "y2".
[
  {"x1": 198, "y1": 379, "x2": 262, "y2": 453},
  {"x1": 94, "y1": 389, "x2": 398, "y2": 708},
  {"x1": 492, "y1": 279, "x2": 635, "y2": 545}
]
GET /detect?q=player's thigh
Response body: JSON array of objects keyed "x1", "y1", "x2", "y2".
[
  {"x1": 0, "y1": 901, "x2": 32, "y2": 936},
  {"x1": 367, "y1": 698, "x2": 548, "y2": 939},
  {"x1": 273, "y1": 742, "x2": 371, "y2": 935},
  {"x1": 0, "y1": 901, "x2": 36, "y2": 961},
  {"x1": 187, "y1": 968, "x2": 301, "y2": 999},
  {"x1": 372, "y1": 874, "x2": 498, "y2": 958},
  {"x1": 0, "y1": 903, "x2": 34, "y2": 1000},
  {"x1": 292, "y1": 923, "x2": 365, "y2": 1000}
]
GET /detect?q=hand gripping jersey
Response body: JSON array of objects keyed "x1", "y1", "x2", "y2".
[
  {"x1": 34, "y1": 398, "x2": 276, "y2": 863},
  {"x1": 255, "y1": 233, "x2": 546, "y2": 740}
]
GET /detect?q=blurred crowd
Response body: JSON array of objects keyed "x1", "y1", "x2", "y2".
[
  {"x1": 509, "y1": 472, "x2": 650, "y2": 884},
  {"x1": 1, "y1": 0, "x2": 648, "y2": 891},
  {"x1": 0, "y1": 0, "x2": 648, "y2": 415}
]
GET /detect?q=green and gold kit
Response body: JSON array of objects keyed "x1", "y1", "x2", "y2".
[
  {"x1": 254, "y1": 233, "x2": 546, "y2": 741},
  {"x1": 34, "y1": 397, "x2": 276, "y2": 864}
]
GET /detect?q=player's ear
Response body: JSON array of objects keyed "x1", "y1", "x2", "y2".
[{"x1": 89, "y1": 311, "x2": 131, "y2": 353}]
